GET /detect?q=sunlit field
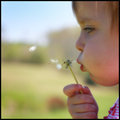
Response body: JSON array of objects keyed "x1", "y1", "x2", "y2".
[{"x1": 1, "y1": 62, "x2": 119, "y2": 119}]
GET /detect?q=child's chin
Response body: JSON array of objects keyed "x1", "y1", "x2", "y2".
[{"x1": 90, "y1": 74, "x2": 117, "y2": 86}]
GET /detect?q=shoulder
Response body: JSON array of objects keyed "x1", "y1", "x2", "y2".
[{"x1": 104, "y1": 98, "x2": 119, "y2": 119}]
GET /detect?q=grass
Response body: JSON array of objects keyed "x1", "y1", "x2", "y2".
[{"x1": 1, "y1": 62, "x2": 119, "y2": 119}]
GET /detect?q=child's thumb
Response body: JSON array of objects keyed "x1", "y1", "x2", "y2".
[
  {"x1": 63, "y1": 84, "x2": 83, "y2": 97},
  {"x1": 82, "y1": 86, "x2": 93, "y2": 96}
]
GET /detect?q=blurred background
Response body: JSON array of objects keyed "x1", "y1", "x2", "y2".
[{"x1": 1, "y1": 1, "x2": 118, "y2": 119}]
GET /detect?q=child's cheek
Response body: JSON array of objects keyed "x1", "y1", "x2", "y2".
[
  {"x1": 83, "y1": 44, "x2": 102, "y2": 68},
  {"x1": 83, "y1": 46, "x2": 118, "y2": 85},
  {"x1": 83, "y1": 44, "x2": 110, "y2": 74}
]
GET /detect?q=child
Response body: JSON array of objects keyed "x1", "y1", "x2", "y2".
[{"x1": 63, "y1": 1, "x2": 119, "y2": 119}]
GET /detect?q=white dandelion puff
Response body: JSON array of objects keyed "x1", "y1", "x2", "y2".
[
  {"x1": 56, "y1": 64, "x2": 62, "y2": 70},
  {"x1": 29, "y1": 46, "x2": 37, "y2": 52},
  {"x1": 50, "y1": 59, "x2": 58, "y2": 63}
]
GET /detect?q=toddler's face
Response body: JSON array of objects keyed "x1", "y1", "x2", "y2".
[{"x1": 74, "y1": 2, "x2": 118, "y2": 86}]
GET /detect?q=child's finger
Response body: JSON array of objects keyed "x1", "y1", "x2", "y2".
[
  {"x1": 63, "y1": 84, "x2": 83, "y2": 97},
  {"x1": 67, "y1": 94, "x2": 95, "y2": 105},
  {"x1": 82, "y1": 86, "x2": 98, "y2": 107}
]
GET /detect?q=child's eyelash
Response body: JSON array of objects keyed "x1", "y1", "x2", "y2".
[{"x1": 83, "y1": 27, "x2": 95, "y2": 33}]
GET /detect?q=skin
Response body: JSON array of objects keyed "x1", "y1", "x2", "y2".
[{"x1": 63, "y1": 2, "x2": 118, "y2": 119}]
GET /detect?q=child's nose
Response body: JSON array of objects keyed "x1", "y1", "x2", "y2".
[{"x1": 76, "y1": 38, "x2": 85, "y2": 52}]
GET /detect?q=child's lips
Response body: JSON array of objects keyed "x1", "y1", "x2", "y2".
[
  {"x1": 80, "y1": 64, "x2": 87, "y2": 72},
  {"x1": 77, "y1": 59, "x2": 87, "y2": 72}
]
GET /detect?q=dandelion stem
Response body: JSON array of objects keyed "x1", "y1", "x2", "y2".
[{"x1": 68, "y1": 66, "x2": 78, "y2": 84}]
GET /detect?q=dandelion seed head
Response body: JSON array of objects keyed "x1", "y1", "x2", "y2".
[{"x1": 29, "y1": 46, "x2": 37, "y2": 52}]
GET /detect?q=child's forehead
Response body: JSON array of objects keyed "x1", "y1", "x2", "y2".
[
  {"x1": 73, "y1": 1, "x2": 107, "y2": 12},
  {"x1": 73, "y1": 2, "x2": 109, "y2": 24}
]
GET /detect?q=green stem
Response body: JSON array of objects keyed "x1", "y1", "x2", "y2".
[
  {"x1": 68, "y1": 66, "x2": 78, "y2": 84},
  {"x1": 68, "y1": 65, "x2": 83, "y2": 94}
]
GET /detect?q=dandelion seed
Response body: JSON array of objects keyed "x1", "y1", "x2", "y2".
[
  {"x1": 29, "y1": 46, "x2": 37, "y2": 52},
  {"x1": 50, "y1": 59, "x2": 58, "y2": 63},
  {"x1": 56, "y1": 64, "x2": 62, "y2": 70},
  {"x1": 72, "y1": 60, "x2": 76, "y2": 63}
]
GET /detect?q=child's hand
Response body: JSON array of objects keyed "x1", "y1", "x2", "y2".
[{"x1": 63, "y1": 84, "x2": 98, "y2": 119}]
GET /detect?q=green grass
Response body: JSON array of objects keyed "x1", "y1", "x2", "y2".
[{"x1": 1, "y1": 62, "x2": 119, "y2": 119}]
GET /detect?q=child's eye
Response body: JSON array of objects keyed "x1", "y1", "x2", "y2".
[{"x1": 83, "y1": 27, "x2": 95, "y2": 33}]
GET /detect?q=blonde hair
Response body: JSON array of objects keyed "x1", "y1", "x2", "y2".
[
  {"x1": 72, "y1": 1, "x2": 119, "y2": 29},
  {"x1": 108, "y1": 1, "x2": 119, "y2": 29}
]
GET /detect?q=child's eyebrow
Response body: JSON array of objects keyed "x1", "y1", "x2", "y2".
[
  {"x1": 77, "y1": 17, "x2": 96, "y2": 26},
  {"x1": 80, "y1": 18, "x2": 93, "y2": 23}
]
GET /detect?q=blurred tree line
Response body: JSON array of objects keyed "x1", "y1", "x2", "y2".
[
  {"x1": 1, "y1": 42, "x2": 48, "y2": 64},
  {"x1": 2, "y1": 26, "x2": 81, "y2": 64}
]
